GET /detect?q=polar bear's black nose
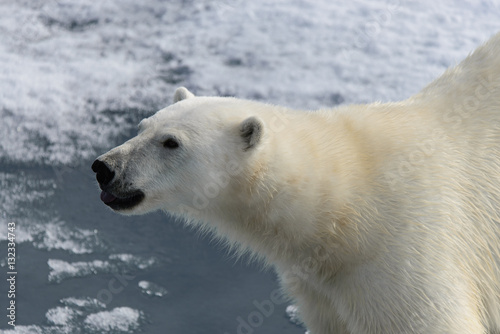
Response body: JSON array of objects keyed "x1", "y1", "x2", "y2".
[{"x1": 91, "y1": 159, "x2": 115, "y2": 185}]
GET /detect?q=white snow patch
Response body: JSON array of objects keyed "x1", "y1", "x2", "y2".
[
  {"x1": 33, "y1": 221, "x2": 103, "y2": 254},
  {"x1": 48, "y1": 259, "x2": 110, "y2": 283},
  {"x1": 60, "y1": 297, "x2": 106, "y2": 311},
  {"x1": 2, "y1": 325, "x2": 46, "y2": 334},
  {"x1": 48, "y1": 254, "x2": 156, "y2": 283},
  {"x1": 108, "y1": 253, "x2": 157, "y2": 269},
  {"x1": 46, "y1": 306, "x2": 81, "y2": 326},
  {"x1": 286, "y1": 304, "x2": 303, "y2": 326},
  {"x1": 138, "y1": 280, "x2": 168, "y2": 297},
  {"x1": 4, "y1": 301, "x2": 142, "y2": 333},
  {"x1": 83, "y1": 307, "x2": 142, "y2": 333}
]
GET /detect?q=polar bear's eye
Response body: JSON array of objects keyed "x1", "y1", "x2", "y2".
[{"x1": 163, "y1": 138, "x2": 179, "y2": 149}]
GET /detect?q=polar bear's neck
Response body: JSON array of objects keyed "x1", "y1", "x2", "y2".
[{"x1": 204, "y1": 104, "x2": 416, "y2": 269}]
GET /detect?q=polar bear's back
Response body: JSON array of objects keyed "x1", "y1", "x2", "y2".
[{"x1": 405, "y1": 33, "x2": 500, "y2": 328}]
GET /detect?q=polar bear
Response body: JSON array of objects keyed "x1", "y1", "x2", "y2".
[{"x1": 92, "y1": 32, "x2": 500, "y2": 334}]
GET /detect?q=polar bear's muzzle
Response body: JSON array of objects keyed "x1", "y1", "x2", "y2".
[{"x1": 91, "y1": 159, "x2": 145, "y2": 211}]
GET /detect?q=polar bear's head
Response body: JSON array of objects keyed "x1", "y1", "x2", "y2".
[{"x1": 92, "y1": 87, "x2": 266, "y2": 217}]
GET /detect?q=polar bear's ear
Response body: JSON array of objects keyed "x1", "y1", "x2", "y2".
[
  {"x1": 173, "y1": 87, "x2": 195, "y2": 103},
  {"x1": 239, "y1": 116, "x2": 264, "y2": 151}
]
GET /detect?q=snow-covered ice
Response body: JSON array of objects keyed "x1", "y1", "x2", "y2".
[
  {"x1": 83, "y1": 307, "x2": 143, "y2": 333},
  {"x1": 138, "y1": 280, "x2": 169, "y2": 297},
  {"x1": 60, "y1": 297, "x2": 106, "y2": 312},
  {"x1": 286, "y1": 304, "x2": 303, "y2": 326},
  {"x1": 32, "y1": 220, "x2": 104, "y2": 254},
  {"x1": 0, "y1": 0, "x2": 498, "y2": 165},
  {"x1": 48, "y1": 253, "x2": 157, "y2": 283},
  {"x1": 46, "y1": 306, "x2": 81, "y2": 326},
  {"x1": 4, "y1": 299, "x2": 140, "y2": 334}
]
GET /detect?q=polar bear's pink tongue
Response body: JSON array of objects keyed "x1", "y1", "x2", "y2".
[{"x1": 100, "y1": 190, "x2": 117, "y2": 204}]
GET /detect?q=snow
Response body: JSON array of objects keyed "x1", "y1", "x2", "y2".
[
  {"x1": 108, "y1": 253, "x2": 157, "y2": 269},
  {"x1": 0, "y1": 0, "x2": 498, "y2": 165},
  {"x1": 61, "y1": 297, "x2": 106, "y2": 312},
  {"x1": 2, "y1": 325, "x2": 47, "y2": 334},
  {"x1": 46, "y1": 306, "x2": 81, "y2": 326},
  {"x1": 32, "y1": 220, "x2": 103, "y2": 254},
  {"x1": 286, "y1": 304, "x2": 303, "y2": 326},
  {"x1": 47, "y1": 254, "x2": 156, "y2": 283},
  {"x1": 4, "y1": 300, "x2": 140, "y2": 334},
  {"x1": 48, "y1": 258, "x2": 110, "y2": 283},
  {"x1": 138, "y1": 280, "x2": 169, "y2": 297},
  {"x1": 83, "y1": 307, "x2": 143, "y2": 333}
]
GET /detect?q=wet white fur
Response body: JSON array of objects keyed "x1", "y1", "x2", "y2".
[{"x1": 98, "y1": 33, "x2": 500, "y2": 333}]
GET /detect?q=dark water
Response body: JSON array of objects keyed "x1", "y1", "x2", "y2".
[{"x1": 0, "y1": 161, "x2": 304, "y2": 333}]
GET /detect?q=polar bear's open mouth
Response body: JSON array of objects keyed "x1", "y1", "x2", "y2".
[{"x1": 99, "y1": 189, "x2": 145, "y2": 210}]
